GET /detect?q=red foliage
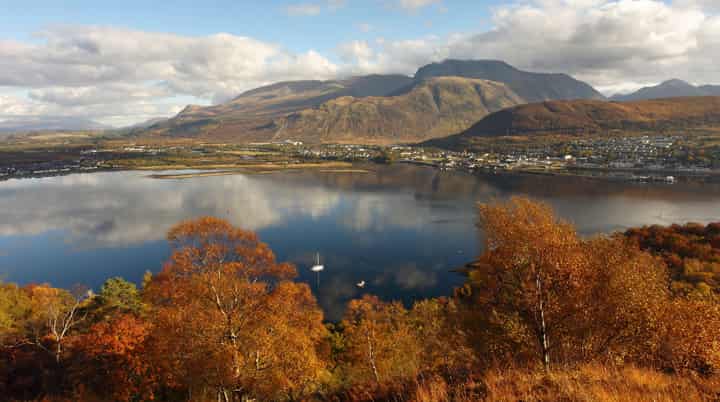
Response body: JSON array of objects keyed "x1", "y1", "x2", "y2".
[{"x1": 69, "y1": 314, "x2": 155, "y2": 401}]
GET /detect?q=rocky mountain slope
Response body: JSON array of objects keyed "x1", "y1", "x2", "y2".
[
  {"x1": 269, "y1": 77, "x2": 524, "y2": 143},
  {"x1": 414, "y1": 59, "x2": 605, "y2": 102},
  {"x1": 428, "y1": 96, "x2": 720, "y2": 148}
]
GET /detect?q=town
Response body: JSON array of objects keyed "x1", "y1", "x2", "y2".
[{"x1": 1, "y1": 134, "x2": 718, "y2": 182}]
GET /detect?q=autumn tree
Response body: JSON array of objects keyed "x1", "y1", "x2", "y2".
[
  {"x1": 144, "y1": 217, "x2": 328, "y2": 401},
  {"x1": 625, "y1": 222, "x2": 720, "y2": 300},
  {"x1": 69, "y1": 314, "x2": 155, "y2": 401},
  {"x1": 0, "y1": 282, "x2": 91, "y2": 398},
  {"x1": 0, "y1": 281, "x2": 32, "y2": 346},
  {"x1": 564, "y1": 236, "x2": 669, "y2": 364},
  {"x1": 459, "y1": 197, "x2": 676, "y2": 370},
  {"x1": 340, "y1": 295, "x2": 422, "y2": 387},
  {"x1": 459, "y1": 197, "x2": 586, "y2": 370},
  {"x1": 407, "y1": 298, "x2": 475, "y2": 377},
  {"x1": 25, "y1": 284, "x2": 88, "y2": 364},
  {"x1": 657, "y1": 299, "x2": 720, "y2": 375}
]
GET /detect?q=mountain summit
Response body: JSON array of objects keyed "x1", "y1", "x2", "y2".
[
  {"x1": 414, "y1": 59, "x2": 605, "y2": 102},
  {"x1": 611, "y1": 79, "x2": 720, "y2": 101}
]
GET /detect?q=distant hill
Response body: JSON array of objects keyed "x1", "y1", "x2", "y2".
[
  {"x1": 137, "y1": 60, "x2": 604, "y2": 144},
  {"x1": 269, "y1": 77, "x2": 524, "y2": 144},
  {"x1": 0, "y1": 116, "x2": 108, "y2": 135},
  {"x1": 429, "y1": 97, "x2": 720, "y2": 148},
  {"x1": 414, "y1": 59, "x2": 605, "y2": 103},
  {"x1": 611, "y1": 79, "x2": 720, "y2": 101},
  {"x1": 124, "y1": 117, "x2": 169, "y2": 130},
  {"x1": 172, "y1": 74, "x2": 414, "y2": 122}
]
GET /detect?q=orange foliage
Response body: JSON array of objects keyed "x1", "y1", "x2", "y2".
[
  {"x1": 2, "y1": 207, "x2": 720, "y2": 401},
  {"x1": 144, "y1": 217, "x2": 328, "y2": 401},
  {"x1": 459, "y1": 197, "x2": 672, "y2": 370},
  {"x1": 626, "y1": 222, "x2": 720, "y2": 299},
  {"x1": 69, "y1": 314, "x2": 154, "y2": 401}
]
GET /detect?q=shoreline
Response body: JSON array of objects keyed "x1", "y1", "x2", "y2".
[
  {"x1": 147, "y1": 162, "x2": 369, "y2": 179},
  {"x1": 1, "y1": 158, "x2": 718, "y2": 183}
]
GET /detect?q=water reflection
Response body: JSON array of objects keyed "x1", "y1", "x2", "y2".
[{"x1": 1, "y1": 165, "x2": 719, "y2": 319}]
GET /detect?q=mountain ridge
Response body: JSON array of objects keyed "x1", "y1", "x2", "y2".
[
  {"x1": 0, "y1": 116, "x2": 109, "y2": 136},
  {"x1": 611, "y1": 79, "x2": 720, "y2": 101},
  {"x1": 414, "y1": 59, "x2": 606, "y2": 102},
  {"x1": 267, "y1": 77, "x2": 525, "y2": 144},
  {"x1": 427, "y1": 96, "x2": 720, "y2": 149},
  {"x1": 136, "y1": 59, "x2": 606, "y2": 144}
]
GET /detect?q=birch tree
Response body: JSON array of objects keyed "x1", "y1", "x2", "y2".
[{"x1": 144, "y1": 217, "x2": 327, "y2": 401}]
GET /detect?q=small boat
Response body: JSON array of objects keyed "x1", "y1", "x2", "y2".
[
  {"x1": 356, "y1": 280, "x2": 366, "y2": 288},
  {"x1": 311, "y1": 253, "x2": 324, "y2": 289},
  {"x1": 311, "y1": 253, "x2": 324, "y2": 272}
]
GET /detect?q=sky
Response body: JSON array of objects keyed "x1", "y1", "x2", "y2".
[{"x1": 0, "y1": 0, "x2": 718, "y2": 127}]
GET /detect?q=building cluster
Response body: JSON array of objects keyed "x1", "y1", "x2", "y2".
[
  {"x1": 0, "y1": 158, "x2": 103, "y2": 180},
  {"x1": 568, "y1": 136, "x2": 712, "y2": 172},
  {"x1": 287, "y1": 135, "x2": 718, "y2": 179},
  {"x1": 2, "y1": 135, "x2": 717, "y2": 181}
]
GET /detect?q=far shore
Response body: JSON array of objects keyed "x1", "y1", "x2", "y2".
[{"x1": 148, "y1": 162, "x2": 370, "y2": 179}]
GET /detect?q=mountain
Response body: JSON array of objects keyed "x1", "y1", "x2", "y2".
[
  {"x1": 429, "y1": 97, "x2": 720, "y2": 148},
  {"x1": 611, "y1": 79, "x2": 720, "y2": 101},
  {"x1": 171, "y1": 74, "x2": 414, "y2": 122},
  {"x1": 124, "y1": 117, "x2": 169, "y2": 130},
  {"x1": 269, "y1": 77, "x2": 524, "y2": 144},
  {"x1": 0, "y1": 116, "x2": 108, "y2": 135},
  {"x1": 144, "y1": 74, "x2": 414, "y2": 140},
  {"x1": 138, "y1": 60, "x2": 604, "y2": 144},
  {"x1": 698, "y1": 85, "x2": 720, "y2": 96},
  {"x1": 414, "y1": 59, "x2": 605, "y2": 103}
]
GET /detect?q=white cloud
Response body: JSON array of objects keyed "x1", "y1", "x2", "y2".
[
  {"x1": 28, "y1": 83, "x2": 171, "y2": 107},
  {"x1": 0, "y1": 26, "x2": 339, "y2": 126},
  {"x1": 337, "y1": 0, "x2": 720, "y2": 94},
  {"x1": 398, "y1": 0, "x2": 443, "y2": 11},
  {"x1": 0, "y1": 91, "x2": 187, "y2": 126},
  {"x1": 285, "y1": 4, "x2": 324, "y2": 16},
  {"x1": 0, "y1": 171, "x2": 341, "y2": 247},
  {"x1": 285, "y1": 0, "x2": 346, "y2": 16}
]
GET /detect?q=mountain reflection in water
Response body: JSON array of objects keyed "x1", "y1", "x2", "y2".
[{"x1": 1, "y1": 164, "x2": 719, "y2": 319}]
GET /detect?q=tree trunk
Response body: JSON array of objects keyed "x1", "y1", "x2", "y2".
[
  {"x1": 218, "y1": 387, "x2": 229, "y2": 402},
  {"x1": 366, "y1": 329, "x2": 380, "y2": 384},
  {"x1": 536, "y1": 273, "x2": 550, "y2": 371},
  {"x1": 55, "y1": 340, "x2": 62, "y2": 364}
]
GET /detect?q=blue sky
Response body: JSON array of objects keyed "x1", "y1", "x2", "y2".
[
  {"x1": 0, "y1": 0, "x2": 492, "y2": 54},
  {"x1": 0, "y1": 0, "x2": 717, "y2": 126}
]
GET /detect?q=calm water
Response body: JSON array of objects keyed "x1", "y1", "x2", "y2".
[{"x1": 1, "y1": 164, "x2": 720, "y2": 319}]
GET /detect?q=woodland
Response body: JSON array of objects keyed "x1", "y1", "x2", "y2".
[{"x1": 1, "y1": 198, "x2": 719, "y2": 401}]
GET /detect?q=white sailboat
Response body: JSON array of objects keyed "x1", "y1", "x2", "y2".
[{"x1": 311, "y1": 252, "x2": 324, "y2": 288}]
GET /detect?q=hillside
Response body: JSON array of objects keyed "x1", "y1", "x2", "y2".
[
  {"x1": 612, "y1": 79, "x2": 720, "y2": 101},
  {"x1": 135, "y1": 60, "x2": 605, "y2": 144},
  {"x1": 269, "y1": 77, "x2": 524, "y2": 144},
  {"x1": 415, "y1": 59, "x2": 605, "y2": 102},
  {"x1": 175, "y1": 74, "x2": 415, "y2": 121},
  {"x1": 429, "y1": 96, "x2": 720, "y2": 148}
]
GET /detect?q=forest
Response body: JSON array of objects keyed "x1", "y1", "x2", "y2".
[{"x1": 1, "y1": 197, "x2": 719, "y2": 401}]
